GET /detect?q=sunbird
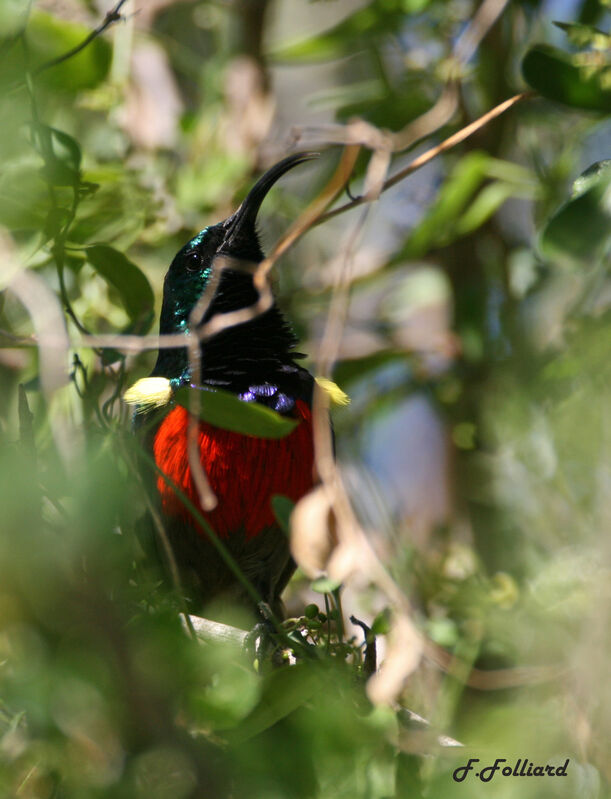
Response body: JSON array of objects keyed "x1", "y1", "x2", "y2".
[{"x1": 128, "y1": 154, "x2": 320, "y2": 619}]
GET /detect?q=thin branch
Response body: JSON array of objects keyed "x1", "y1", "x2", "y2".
[
  {"x1": 453, "y1": 0, "x2": 511, "y2": 64},
  {"x1": 424, "y1": 643, "x2": 569, "y2": 690},
  {"x1": 176, "y1": 149, "x2": 362, "y2": 520},
  {"x1": 2, "y1": 92, "x2": 530, "y2": 357},
  {"x1": 184, "y1": 614, "x2": 247, "y2": 646},
  {"x1": 390, "y1": 83, "x2": 459, "y2": 154},
  {"x1": 293, "y1": 0, "x2": 512, "y2": 159},
  {"x1": 290, "y1": 0, "x2": 517, "y2": 224},
  {"x1": 22, "y1": 38, "x2": 102, "y2": 353},
  {"x1": 0, "y1": 329, "x2": 37, "y2": 347},
  {"x1": 287, "y1": 0, "x2": 537, "y2": 708},
  {"x1": 316, "y1": 91, "x2": 533, "y2": 225},
  {"x1": 33, "y1": 0, "x2": 129, "y2": 76},
  {"x1": 128, "y1": 445, "x2": 196, "y2": 639},
  {"x1": 8, "y1": 269, "x2": 77, "y2": 468},
  {"x1": 259, "y1": 145, "x2": 361, "y2": 275},
  {"x1": 135, "y1": 441, "x2": 268, "y2": 614}
]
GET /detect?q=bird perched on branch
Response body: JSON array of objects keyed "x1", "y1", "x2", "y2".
[{"x1": 126, "y1": 154, "x2": 320, "y2": 620}]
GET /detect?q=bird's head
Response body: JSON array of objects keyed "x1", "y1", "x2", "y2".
[{"x1": 158, "y1": 152, "x2": 316, "y2": 337}]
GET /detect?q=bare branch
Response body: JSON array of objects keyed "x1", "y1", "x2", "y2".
[
  {"x1": 33, "y1": 0, "x2": 129, "y2": 76},
  {"x1": 316, "y1": 92, "x2": 532, "y2": 226},
  {"x1": 295, "y1": 0, "x2": 512, "y2": 155},
  {"x1": 0, "y1": 329, "x2": 37, "y2": 347},
  {"x1": 292, "y1": 0, "x2": 518, "y2": 225},
  {"x1": 4, "y1": 88, "x2": 530, "y2": 359},
  {"x1": 184, "y1": 614, "x2": 248, "y2": 647},
  {"x1": 177, "y1": 149, "x2": 361, "y2": 516},
  {"x1": 454, "y1": 0, "x2": 511, "y2": 64},
  {"x1": 8, "y1": 269, "x2": 77, "y2": 467},
  {"x1": 260, "y1": 145, "x2": 361, "y2": 272},
  {"x1": 120, "y1": 437, "x2": 196, "y2": 639},
  {"x1": 286, "y1": 2, "x2": 542, "y2": 708}
]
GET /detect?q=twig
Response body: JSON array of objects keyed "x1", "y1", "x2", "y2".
[
  {"x1": 288, "y1": 0, "x2": 521, "y2": 229},
  {"x1": 125, "y1": 445, "x2": 196, "y2": 640},
  {"x1": 21, "y1": 39, "x2": 99, "y2": 349},
  {"x1": 33, "y1": 0, "x2": 129, "y2": 76},
  {"x1": 397, "y1": 707, "x2": 464, "y2": 751},
  {"x1": 170, "y1": 149, "x2": 361, "y2": 518},
  {"x1": 0, "y1": 329, "x2": 37, "y2": 347},
  {"x1": 288, "y1": 0, "x2": 540, "y2": 709},
  {"x1": 2, "y1": 91, "x2": 530, "y2": 357},
  {"x1": 293, "y1": 0, "x2": 512, "y2": 158},
  {"x1": 316, "y1": 92, "x2": 533, "y2": 226},
  {"x1": 185, "y1": 330, "x2": 218, "y2": 513},
  {"x1": 135, "y1": 442, "x2": 268, "y2": 613},
  {"x1": 350, "y1": 615, "x2": 377, "y2": 676},
  {"x1": 453, "y1": 0, "x2": 511, "y2": 64},
  {"x1": 391, "y1": 83, "x2": 459, "y2": 154},
  {"x1": 184, "y1": 614, "x2": 248, "y2": 646},
  {"x1": 18, "y1": 384, "x2": 36, "y2": 461},
  {"x1": 8, "y1": 269, "x2": 75, "y2": 468},
  {"x1": 293, "y1": 143, "x2": 427, "y2": 705},
  {"x1": 258, "y1": 145, "x2": 361, "y2": 275},
  {"x1": 424, "y1": 644, "x2": 569, "y2": 690}
]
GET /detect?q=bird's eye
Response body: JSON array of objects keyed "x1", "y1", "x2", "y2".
[{"x1": 185, "y1": 251, "x2": 202, "y2": 272}]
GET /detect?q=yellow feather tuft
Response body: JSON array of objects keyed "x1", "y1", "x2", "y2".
[
  {"x1": 315, "y1": 376, "x2": 351, "y2": 407},
  {"x1": 123, "y1": 377, "x2": 173, "y2": 411}
]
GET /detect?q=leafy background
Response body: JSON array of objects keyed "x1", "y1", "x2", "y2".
[{"x1": 0, "y1": 0, "x2": 610, "y2": 797}]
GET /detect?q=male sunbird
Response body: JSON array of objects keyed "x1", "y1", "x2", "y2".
[{"x1": 127, "y1": 154, "x2": 320, "y2": 618}]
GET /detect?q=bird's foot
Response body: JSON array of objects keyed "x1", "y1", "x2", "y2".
[{"x1": 243, "y1": 602, "x2": 284, "y2": 670}]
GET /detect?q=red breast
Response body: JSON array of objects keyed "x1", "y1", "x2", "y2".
[{"x1": 153, "y1": 399, "x2": 314, "y2": 539}]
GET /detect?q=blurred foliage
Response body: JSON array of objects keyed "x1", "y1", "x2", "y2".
[{"x1": 0, "y1": 0, "x2": 611, "y2": 797}]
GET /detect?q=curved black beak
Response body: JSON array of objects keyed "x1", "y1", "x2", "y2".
[{"x1": 220, "y1": 152, "x2": 318, "y2": 254}]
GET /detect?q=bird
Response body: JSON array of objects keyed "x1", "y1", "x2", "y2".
[{"x1": 127, "y1": 153, "x2": 319, "y2": 621}]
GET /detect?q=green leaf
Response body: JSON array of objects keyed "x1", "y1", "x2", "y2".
[
  {"x1": 0, "y1": 161, "x2": 50, "y2": 231},
  {"x1": 311, "y1": 576, "x2": 342, "y2": 594},
  {"x1": 405, "y1": 152, "x2": 490, "y2": 256},
  {"x1": 333, "y1": 350, "x2": 408, "y2": 387},
  {"x1": 455, "y1": 182, "x2": 517, "y2": 235},
  {"x1": 173, "y1": 388, "x2": 299, "y2": 439},
  {"x1": 572, "y1": 159, "x2": 611, "y2": 196},
  {"x1": 522, "y1": 44, "x2": 611, "y2": 112},
  {"x1": 271, "y1": 494, "x2": 295, "y2": 535},
  {"x1": 30, "y1": 125, "x2": 82, "y2": 180},
  {"x1": 70, "y1": 169, "x2": 158, "y2": 249},
  {"x1": 540, "y1": 168, "x2": 611, "y2": 265},
  {"x1": 85, "y1": 245, "x2": 155, "y2": 333},
  {"x1": 553, "y1": 21, "x2": 611, "y2": 51},
  {"x1": 0, "y1": 1, "x2": 30, "y2": 37},
  {"x1": 222, "y1": 664, "x2": 323, "y2": 742},
  {"x1": 398, "y1": 154, "x2": 537, "y2": 257},
  {"x1": 271, "y1": 0, "x2": 430, "y2": 63},
  {"x1": 371, "y1": 609, "x2": 391, "y2": 636},
  {"x1": 48, "y1": 128, "x2": 82, "y2": 172},
  {"x1": 28, "y1": 11, "x2": 111, "y2": 92}
]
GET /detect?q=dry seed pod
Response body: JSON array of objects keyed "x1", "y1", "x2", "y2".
[{"x1": 290, "y1": 485, "x2": 338, "y2": 578}]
